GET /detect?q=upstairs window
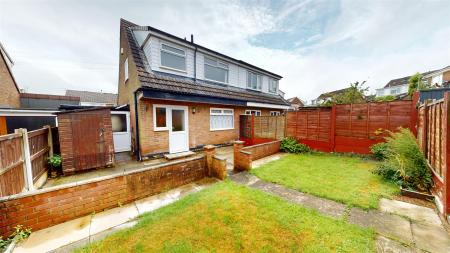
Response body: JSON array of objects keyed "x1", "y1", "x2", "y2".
[
  {"x1": 210, "y1": 108, "x2": 234, "y2": 131},
  {"x1": 390, "y1": 87, "x2": 400, "y2": 95},
  {"x1": 124, "y1": 57, "x2": 129, "y2": 83},
  {"x1": 247, "y1": 71, "x2": 262, "y2": 90},
  {"x1": 269, "y1": 78, "x2": 278, "y2": 93},
  {"x1": 204, "y1": 57, "x2": 228, "y2": 83},
  {"x1": 160, "y1": 43, "x2": 186, "y2": 71}
]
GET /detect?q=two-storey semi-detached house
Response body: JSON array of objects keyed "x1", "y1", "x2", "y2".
[{"x1": 117, "y1": 19, "x2": 289, "y2": 158}]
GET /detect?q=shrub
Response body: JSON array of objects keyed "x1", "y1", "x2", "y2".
[
  {"x1": 374, "y1": 128, "x2": 432, "y2": 191},
  {"x1": 370, "y1": 142, "x2": 389, "y2": 160},
  {"x1": 47, "y1": 155, "x2": 62, "y2": 168},
  {"x1": 281, "y1": 137, "x2": 311, "y2": 153},
  {"x1": 0, "y1": 225, "x2": 31, "y2": 250}
]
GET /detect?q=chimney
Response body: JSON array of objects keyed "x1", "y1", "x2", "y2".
[{"x1": 191, "y1": 34, "x2": 194, "y2": 43}]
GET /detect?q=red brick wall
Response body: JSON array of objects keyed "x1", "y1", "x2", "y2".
[
  {"x1": 0, "y1": 156, "x2": 207, "y2": 238},
  {"x1": 243, "y1": 140, "x2": 281, "y2": 160},
  {"x1": 233, "y1": 140, "x2": 281, "y2": 171},
  {"x1": 137, "y1": 98, "x2": 279, "y2": 156}
]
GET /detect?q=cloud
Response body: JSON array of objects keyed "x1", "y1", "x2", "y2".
[{"x1": 0, "y1": 0, "x2": 449, "y2": 103}]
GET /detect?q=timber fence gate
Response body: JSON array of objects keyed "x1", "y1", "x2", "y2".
[
  {"x1": 286, "y1": 100, "x2": 418, "y2": 154},
  {"x1": 417, "y1": 92, "x2": 450, "y2": 216},
  {"x1": 239, "y1": 115, "x2": 285, "y2": 145},
  {"x1": 0, "y1": 126, "x2": 53, "y2": 197}
]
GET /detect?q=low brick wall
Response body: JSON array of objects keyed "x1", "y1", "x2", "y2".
[
  {"x1": 233, "y1": 140, "x2": 281, "y2": 171},
  {"x1": 0, "y1": 156, "x2": 207, "y2": 238}
]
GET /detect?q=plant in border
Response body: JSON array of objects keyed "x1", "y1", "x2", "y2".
[
  {"x1": 373, "y1": 128, "x2": 432, "y2": 191},
  {"x1": 47, "y1": 154, "x2": 62, "y2": 178},
  {"x1": 0, "y1": 225, "x2": 31, "y2": 250},
  {"x1": 370, "y1": 142, "x2": 389, "y2": 161},
  {"x1": 280, "y1": 137, "x2": 311, "y2": 153}
]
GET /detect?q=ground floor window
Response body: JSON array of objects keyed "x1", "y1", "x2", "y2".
[
  {"x1": 153, "y1": 105, "x2": 168, "y2": 131},
  {"x1": 210, "y1": 108, "x2": 234, "y2": 130},
  {"x1": 245, "y1": 110, "x2": 261, "y2": 116},
  {"x1": 270, "y1": 111, "x2": 281, "y2": 116}
]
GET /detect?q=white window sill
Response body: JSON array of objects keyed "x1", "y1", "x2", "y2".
[
  {"x1": 204, "y1": 78, "x2": 229, "y2": 85},
  {"x1": 154, "y1": 127, "x2": 169, "y2": 132},
  {"x1": 159, "y1": 65, "x2": 187, "y2": 74},
  {"x1": 210, "y1": 128, "x2": 234, "y2": 132}
]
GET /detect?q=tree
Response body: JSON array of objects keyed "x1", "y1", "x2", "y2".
[
  {"x1": 322, "y1": 81, "x2": 369, "y2": 106},
  {"x1": 407, "y1": 72, "x2": 427, "y2": 96}
]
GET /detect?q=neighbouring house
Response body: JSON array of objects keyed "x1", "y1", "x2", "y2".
[
  {"x1": 311, "y1": 87, "x2": 352, "y2": 105},
  {"x1": 422, "y1": 65, "x2": 450, "y2": 87},
  {"x1": 20, "y1": 93, "x2": 80, "y2": 109},
  {"x1": 0, "y1": 42, "x2": 20, "y2": 109},
  {"x1": 117, "y1": 19, "x2": 289, "y2": 157},
  {"x1": 375, "y1": 70, "x2": 436, "y2": 98},
  {"x1": 287, "y1": 97, "x2": 304, "y2": 110},
  {"x1": 65, "y1": 89, "x2": 118, "y2": 106}
]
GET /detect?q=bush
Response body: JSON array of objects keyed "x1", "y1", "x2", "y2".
[
  {"x1": 370, "y1": 142, "x2": 389, "y2": 160},
  {"x1": 47, "y1": 155, "x2": 62, "y2": 168},
  {"x1": 374, "y1": 128, "x2": 432, "y2": 191},
  {"x1": 281, "y1": 137, "x2": 311, "y2": 153}
]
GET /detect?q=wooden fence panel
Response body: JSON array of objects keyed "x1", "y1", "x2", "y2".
[
  {"x1": 239, "y1": 115, "x2": 285, "y2": 146},
  {"x1": 0, "y1": 133, "x2": 25, "y2": 197},
  {"x1": 28, "y1": 128, "x2": 50, "y2": 183}
]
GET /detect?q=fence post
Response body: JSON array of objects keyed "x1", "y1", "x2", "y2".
[
  {"x1": 443, "y1": 92, "x2": 450, "y2": 217},
  {"x1": 421, "y1": 101, "x2": 429, "y2": 154},
  {"x1": 17, "y1": 128, "x2": 34, "y2": 191},
  {"x1": 330, "y1": 105, "x2": 336, "y2": 152},
  {"x1": 411, "y1": 91, "x2": 420, "y2": 136},
  {"x1": 45, "y1": 125, "x2": 54, "y2": 157}
]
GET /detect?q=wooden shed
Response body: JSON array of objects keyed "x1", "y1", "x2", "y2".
[{"x1": 56, "y1": 108, "x2": 115, "y2": 175}]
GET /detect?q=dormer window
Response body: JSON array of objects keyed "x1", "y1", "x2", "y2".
[
  {"x1": 269, "y1": 78, "x2": 278, "y2": 93},
  {"x1": 204, "y1": 57, "x2": 228, "y2": 83},
  {"x1": 247, "y1": 71, "x2": 262, "y2": 91},
  {"x1": 160, "y1": 43, "x2": 186, "y2": 71}
]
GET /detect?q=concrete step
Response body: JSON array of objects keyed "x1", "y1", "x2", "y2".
[{"x1": 164, "y1": 151, "x2": 195, "y2": 160}]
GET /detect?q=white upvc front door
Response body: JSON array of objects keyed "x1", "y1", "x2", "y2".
[
  {"x1": 111, "y1": 111, "x2": 131, "y2": 153},
  {"x1": 168, "y1": 106, "x2": 189, "y2": 154}
]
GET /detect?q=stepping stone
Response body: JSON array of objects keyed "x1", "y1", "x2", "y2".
[
  {"x1": 380, "y1": 198, "x2": 441, "y2": 226},
  {"x1": 411, "y1": 221, "x2": 450, "y2": 253},
  {"x1": 348, "y1": 208, "x2": 413, "y2": 244},
  {"x1": 89, "y1": 203, "x2": 139, "y2": 236},
  {"x1": 164, "y1": 151, "x2": 195, "y2": 160},
  {"x1": 229, "y1": 171, "x2": 259, "y2": 185},
  {"x1": 376, "y1": 236, "x2": 415, "y2": 253}
]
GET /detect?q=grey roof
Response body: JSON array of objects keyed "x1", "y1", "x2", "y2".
[
  {"x1": 383, "y1": 70, "x2": 436, "y2": 88},
  {"x1": 120, "y1": 19, "x2": 289, "y2": 106},
  {"x1": 65, "y1": 90, "x2": 117, "y2": 105}
]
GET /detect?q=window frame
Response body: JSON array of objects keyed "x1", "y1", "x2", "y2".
[
  {"x1": 204, "y1": 56, "x2": 229, "y2": 84},
  {"x1": 268, "y1": 78, "x2": 278, "y2": 93},
  {"x1": 245, "y1": 110, "x2": 261, "y2": 116},
  {"x1": 210, "y1": 107, "x2": 234, "y2": 131},
  {"x1": 246, "y1": 71, "x2": 262, "y2": 91},
  {"x1": 124, "y1": 57, "x2": 129, "y2": 84},
  {"x1": 153, "y1": 105, "x2": 169, "y2": 131},
  {"x1": 160, "y1": 43, "x2": 187, "y2": 72},
  {"x1": 270, "y1": 111, "x2": 280, "y2": 116}
]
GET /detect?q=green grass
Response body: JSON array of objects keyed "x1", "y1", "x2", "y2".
[
  {"x1": 252, "y1": 153, "x2": 399, "y2": 209},
  {"x1": 75, "y1": 181, "x2": 375, "y2": 253}
]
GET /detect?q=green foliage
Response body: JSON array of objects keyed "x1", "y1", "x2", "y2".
[
  {"x1": 370, "y1": 142, "x2": 389, "y2": 161},
  {"x1": 0, "y1": 225, "x2": 31, "y2": 250},
  {"x1": 280, "y1": 137, "x2": 311, "y2": 153},
  {"x1": 322, "y1": 81, "x2": 369, "y2": 105},
  {"x1": 374, "y1": 95, "x2": 396, "y2": 102},
  {"x1": 47, "y1": 154, "x2": 62, "y2": 168},
  {"x1": 407, "y1": 72, "x2": 428, "y2": 96},
  {"x1": 374, "y1": 128, "x2": 432, "y2": 191}
]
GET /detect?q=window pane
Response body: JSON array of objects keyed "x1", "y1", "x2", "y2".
[
  {"x1": 211, "y1": 109, "x2": 222, "y2": 114},
  {"x1": 205, "y1": 64, "x2": 228, "y2": 83},
  {"x1": 162, "y1": 44, "x2": 185, "y2": 55},
  {"x1": 223, "y1": 109, "x2": 233, "y2": 114},
  {"x1": 155, "y1": 107, "x2": 166, "y2": 128},
  {"x1": 161, "y1": 51, "x2": 186, "y2": 70},
  {"x1": 111, "y1": 114, "x2": 127, "y2": 132},
  {"x1": 210, "y1": 115, "x2": 233, "y2": 130},
  {"x1": 205, "y1": 57, "x2": 216, "y2": 66},
  {"x1": 172, "y1": 109, "x2": 185, "y2": 132}
]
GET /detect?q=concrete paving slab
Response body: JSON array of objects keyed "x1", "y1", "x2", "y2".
[
  {"x1": 380, "y1": 198, "x2": 441, "y2": 226},
  {"x1": 228, "y1": 171, "x2": 259, "y2": 185},
  {"x1": 89, "y1": 221, "x2": 138, "y2": 243},
  {"x1": 376, "y1": 236, "x2": 414, "y2": 253},
  {"x1": 14, "y1": 215, "x2": 91, "y2": 253},
  {"x1": 89, "y1": 203, "x2": 139, "y2": 235},
  {"x1": 411, "y1": 222, "x2": 450, "y2": 253},
  {"x1": 349, "y1": 208, "x2": 413, "y2": 244},
  {"x1": 252, "y1": 153, "x2": 287, "y2": 168}
]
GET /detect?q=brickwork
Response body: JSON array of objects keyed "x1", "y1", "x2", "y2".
[
  {"x1": 0, "y1": 156, "x2": 207, "y2": 238},
  {"x1": 137, "y1": 98, "x2": 277, "y2": 156},
  {"x1": 0, "y1": 50, "x2": 20, "y2": 108},
  {"x1": 233, "y1": 140, "x2": 281, "y2": 171}
]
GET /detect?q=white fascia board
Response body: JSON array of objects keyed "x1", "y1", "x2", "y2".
[
  {"x1": 0, "y1": 109, "x2": 58, "y2": 117},
  {"x1": 246, "y1": 102, "x2": 290, "y2": 110}
]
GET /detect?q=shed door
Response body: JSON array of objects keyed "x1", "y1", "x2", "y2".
[
  {"x1": 168, "y1": 106, "x2": 189, "y2": 154},
  {"x1": 71, "y1": 114, "x2": 107, "y2": 170},
  {"x1": 111, "y1": 112, "x2": 131, "y2": 152}
]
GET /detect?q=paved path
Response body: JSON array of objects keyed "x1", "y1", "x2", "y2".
[{"x1": 229, "y1": 172, "x2": 450, "y2": 253}]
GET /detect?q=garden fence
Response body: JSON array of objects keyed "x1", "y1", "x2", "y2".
[
  {"x1": 0, "y1": 126, "x2": 53, "y2": 197},
  {"x1": 286, "y1": 99, "x2": 418, "y2": 154},
  {"x1": 239, "y1": 115, "x2": 285, "y2": 146}
]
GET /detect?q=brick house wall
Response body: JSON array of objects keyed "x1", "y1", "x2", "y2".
[
  {"x1": 443, "y1": 70, "x2": 450, "y2": 83},
  {"x1": 0, "y1": 50, "x2": 20, "y2": 108},
  {"x1": 137, "y1": 98, "x2": 280, "y2": 156}
]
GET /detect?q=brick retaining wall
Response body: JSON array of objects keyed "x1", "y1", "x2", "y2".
[
  {"x1": 0, "y1": 156, "x2": 207, "y2": 238},
  {"x1": 234, "y1": 140, "x2": 281, "y2": 171}
]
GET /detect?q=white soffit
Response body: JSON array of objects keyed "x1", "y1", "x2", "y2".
[{"x1": 246, "y1": 102, "x2": 290, "y2": 110}]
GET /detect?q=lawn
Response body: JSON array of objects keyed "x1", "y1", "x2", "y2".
[
  {"x1": 252, "y1": 153, "x2": 399, "y2": 209},
  {"x1": 75, "y1": 181, "x2": 375, "y2": 252}
]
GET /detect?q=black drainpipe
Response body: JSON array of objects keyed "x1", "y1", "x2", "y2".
[{"x1": 134, "y1": 89, "x2": 142, "y2": 161}]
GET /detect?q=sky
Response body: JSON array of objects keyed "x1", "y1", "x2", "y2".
[{"x1": 0, "y1": 0, "x2": 449, "y2": 103}]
